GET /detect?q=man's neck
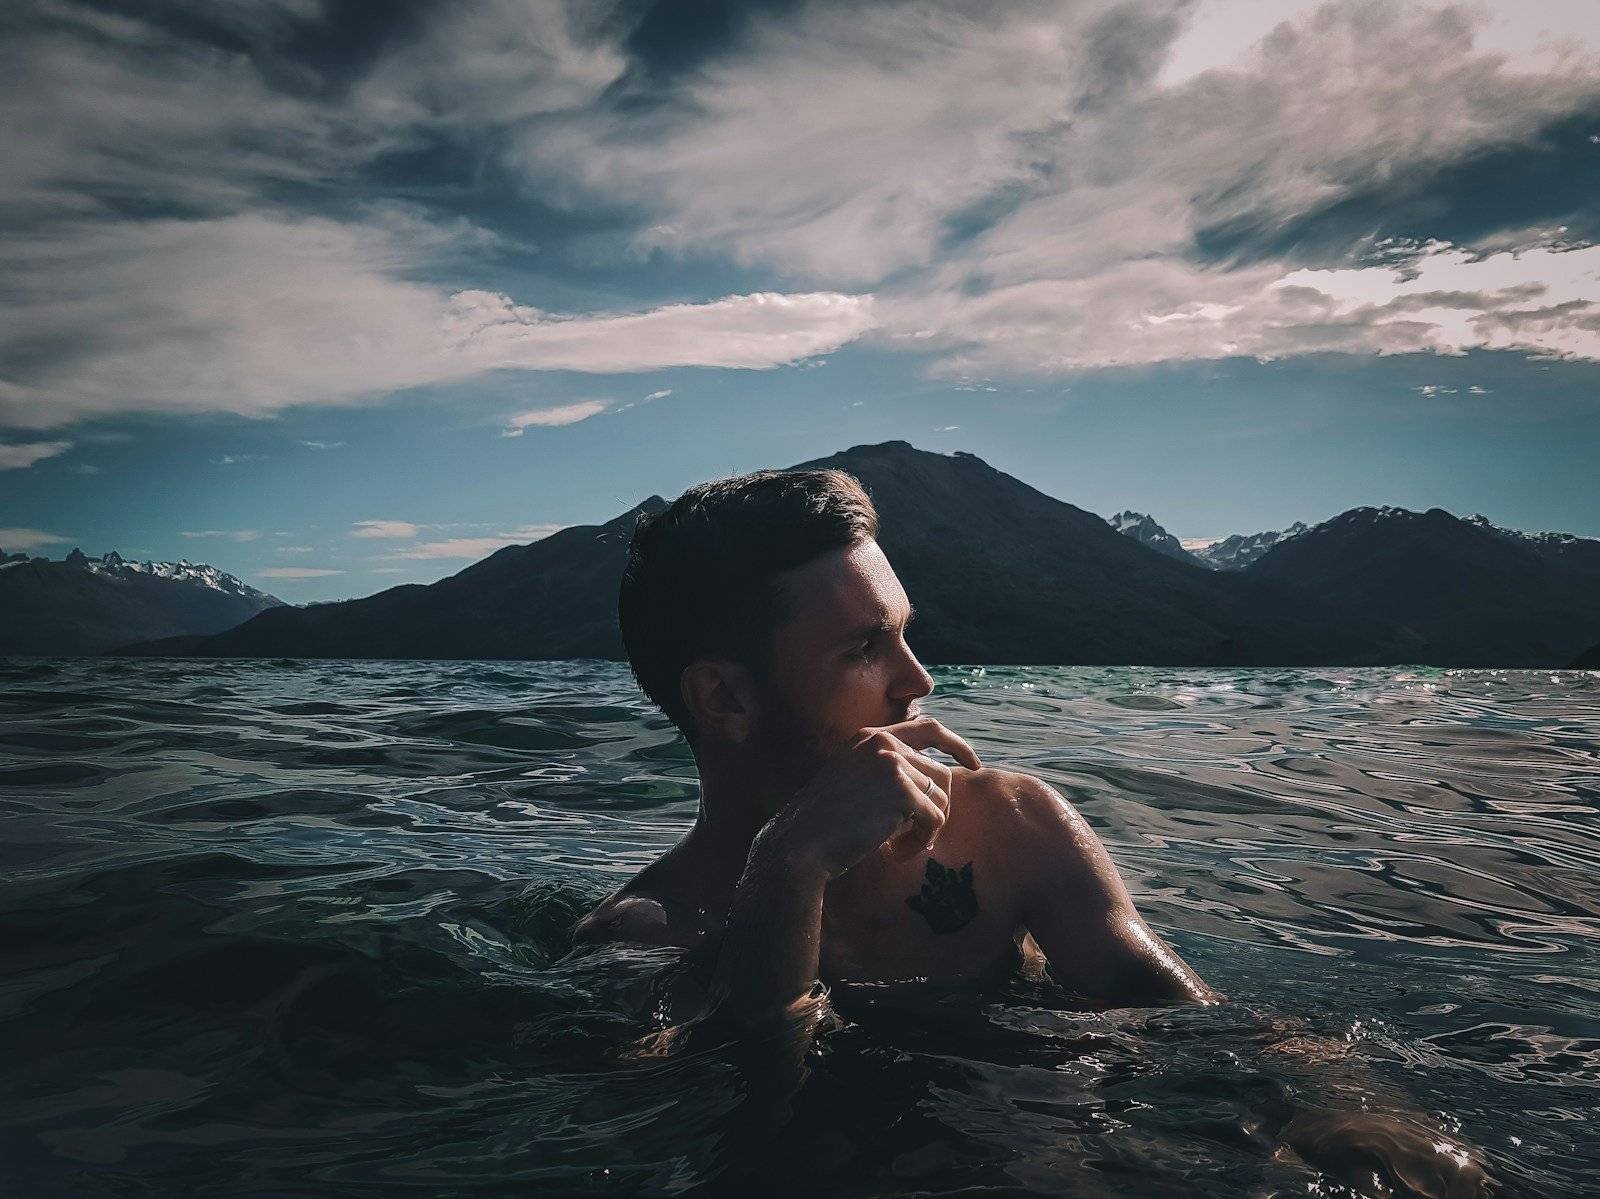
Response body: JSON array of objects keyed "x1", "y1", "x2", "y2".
[{"x1": 683, "y1": 748, "x2": 797, "y2": 889}]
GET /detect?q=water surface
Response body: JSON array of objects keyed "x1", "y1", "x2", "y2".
[{"x1": 2, "y1": 659, "x2": 1597, "y2": 1196}]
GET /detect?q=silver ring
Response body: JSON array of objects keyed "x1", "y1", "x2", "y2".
[{"x1": 921, "y1": 774, "x2": 934, "y2": 796}]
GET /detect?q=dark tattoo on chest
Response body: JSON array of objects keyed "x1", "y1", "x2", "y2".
[{"x1": 906, "y1": 859, "x2": 978, "y2": 934}]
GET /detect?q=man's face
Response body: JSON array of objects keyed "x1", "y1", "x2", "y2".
[{"x1": 748, "y1": 538, "x2": 935, "y2": 786}]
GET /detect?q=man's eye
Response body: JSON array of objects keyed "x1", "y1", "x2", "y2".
[{"x1": 853, "y1": 640, "x2": 876, "y2": 658}]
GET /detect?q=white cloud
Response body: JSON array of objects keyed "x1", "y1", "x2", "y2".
[
  {"x1": 350, "y1": 520, "x2": 418, "y2": 539},
  {"x1": 0, "y1": 211, "x2": 874, "y2": 429},
  {"x1": 510, "y1": 0, "x2": 1600, "y2": 374},
  {"x1": 181, "y1": 529, "x2": 260, "y2": 542},
  {"x1": 259, "y1": 567, "x2": 343, "y2": 579},
  {"x1": 0, "y1": 440, "x2": 72, "y2": 469},
  {"x1": 300, "y1": 440, "x2": 344, "y2": 450},
  {"x1": 644, "y1": 389, "x2": 672, "y2": 402},
  {"x1": 386, "y1": 524, "x2": 565, "y2": 560},
  {"x1": 501, "y1": 400, "x2": 608, "y2": 435},
  {"x1": 0, "y1": 526, "x2": 69, "y2": 551},
  {"x1": 276, "y1": 545, "x2": 315, "y2": 553}
]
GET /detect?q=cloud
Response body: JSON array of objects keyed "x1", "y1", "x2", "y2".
[
  {"x1": 181, "y1": 529, "x2": 261, "y2": 542},
  {"x1": 643, "y1": 389, "x2": 672, "y2": 402},
  {"x1": 69, "y1": 463, "x2": 101, "y2": 475},
  {"x1": 0, "y1": 210, "x2": 874, "y2": 429},
  {"x1": 300, "y1": 440, "x2": 344, "y2": 450},
  {"x1": 0, "y1": 440, "x2": 72, "y2": 469},
  {"x1": 211, "y1": 454, "x2": 265, "y2": 466},
  {"x1": 276, "y1": 545, "x2": 315, "y2": 553},
  {"x1": 512, "y1": 0, "x2": 1600, "y2": 373},
  {"x1": 5, "y1": 0, "x2": 1599, "y2": 433},
  {"x1": 350, "y1": 520, "x2": 419, "y2": 539},
  {"x1": 0, "y1": 526, "x2": 69, "y2": 551},
  {"x1": 501, "y1": 400, "x2": 608, "y2": 435},
  {"x1": 258, "y1": 567, "x2": 343, "y2": 579},
  {"x1": 386, "y1": 524, "x2": 565, "y2": 560}
]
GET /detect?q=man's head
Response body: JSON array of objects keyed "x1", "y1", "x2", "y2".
[{"x1": 619, "y1": 468, "x2": 933, "y2": 776}]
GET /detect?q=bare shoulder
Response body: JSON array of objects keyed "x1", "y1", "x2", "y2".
[
  {"x1": 571, "y1": 891, "x2": 675, "y2": 949},
  {"x1": 958, "y1": 767, "x2": 1123, "y2": 902}
]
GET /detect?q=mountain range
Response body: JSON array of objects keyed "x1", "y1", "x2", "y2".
[
  {"x1": 88, "y1": 440, "x2": 1597, "y2": 668},
  {"x1": 1107, "y1": 511, "x2": 1309, "y2": 570},
  {"x1": 0, "y1": 549, "x2": 281, "y2": 656}
]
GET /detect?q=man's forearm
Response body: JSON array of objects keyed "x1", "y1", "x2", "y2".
[{"x1": 698, "y1": 823, "x2": 830, "y2": 1029}]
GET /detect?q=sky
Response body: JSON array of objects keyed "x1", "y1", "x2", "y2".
[{"x1": 2, "y1": 0, "x2": 1598, "y2": 602}]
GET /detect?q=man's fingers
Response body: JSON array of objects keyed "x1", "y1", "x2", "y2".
[
  {"x1": 888, "y1": 792, "x2": 947, "y2": 858},
  {"x1": 884, "y1": 717, "x2": 982, "y2": 771},
  {"x1": 897, "y1": 754, "x2": 951, "y2": 818}
]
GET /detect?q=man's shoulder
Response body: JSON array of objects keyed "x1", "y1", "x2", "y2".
[
  {"x1": 957, "y1": 766, "x2": 1107, "y2": 883},
  {"x1": 959, "y1": 765, "x2": 1073, "y2": 824}
]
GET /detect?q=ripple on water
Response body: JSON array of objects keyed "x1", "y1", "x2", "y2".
[{"x1": 0, "y1": 658, "x2": 1596, "y2": 1197}]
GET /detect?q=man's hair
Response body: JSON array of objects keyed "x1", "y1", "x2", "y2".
[{"x1": 619, "y1": 468, "x2": 878, "y2": 746}]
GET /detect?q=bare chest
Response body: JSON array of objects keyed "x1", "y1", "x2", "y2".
[{"x1": 818, "y1": 851, "x2": 1026, "y2": 985}]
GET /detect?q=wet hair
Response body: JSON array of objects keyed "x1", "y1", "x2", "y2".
[{"x1": 619, "y1": 468, "x2": 878, "y2": 746}]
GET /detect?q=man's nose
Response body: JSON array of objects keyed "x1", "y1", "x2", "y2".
[{"x1": 893, "y1": 646, "x2": 935, "y2": 701}]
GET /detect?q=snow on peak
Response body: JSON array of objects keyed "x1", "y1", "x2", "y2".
[{"x1": 78, "y1": 551, "x2": 271, "y2": 599}]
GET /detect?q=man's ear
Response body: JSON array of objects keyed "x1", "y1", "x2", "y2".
[{"x1": 680, "y1": 658, "x2": 759, "y2": 745}]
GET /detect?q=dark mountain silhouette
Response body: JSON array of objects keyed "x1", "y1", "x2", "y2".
[
  {"x1": 1249, "y1": 506, "x2": 1600, "y2": 666},
  {"x1": 126, "y1": 441, "x2": 1417, "y2": 666},
  {"x1": 111, "y1": 442, "x2": 1598, "y2": 667},
  {"x1": 0, "y1": 550, "x2": 281, "y2": 656},
  {"x1": 118, "y1": 499, "x2": 667, "y2": 660}
]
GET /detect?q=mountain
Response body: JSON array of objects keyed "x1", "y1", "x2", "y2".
[
  {"x1": 0, "y1": 549, "x2": 282, "y2": 656},
  {"x1": 113, "y1": 444, "x2": 1598, "y2": 667},
  {"x1": 1193, "y1": 522, "x2": 1310, "y2": 570},
  {"x1": 135, "y1": 441, "x2": 1413, "y2": 666},
  {"x1": 1106, "y1": 511, "x2": 1204, "y2": 566},
  {"x1": 1248, "y1": 507, "x2": 1600, "y2": 666},
  {"x1": 118, "y1": 499, "x2": 668, "y2": 660}
]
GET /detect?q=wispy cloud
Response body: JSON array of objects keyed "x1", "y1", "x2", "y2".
[
  {"x1": 258, "y1": 566, "x2": 343, "y2": 579},
  {"x1": 276, "y1": 545, "x2": 315, "y2": 553},
  {"x1": 300, "y1": 440, "x2": 344, "y2": 450},
  {"x1": 181, "y1": 529, "x2": 260, "y2": 542},
  {"x1": 0, "y1": 213, "x2": 874, "y2": 430},
  {"x1": 385, "y1": 524, "x2": 565, "y2": 560},
  {"x1": 501, "y1": 400, "x2": 607, "y2": 436},
  {"x1": 0, "y1": 440, "x2": 72, "y2": 470},
  {"x1": 350, "y1": 520, "x2": 418, "y2": 539},
  {"x1": 643, "y1": 389, "x2": 672, "y2": 402},
  {"x1": 211, "y1": 454, "x2": 265, "y2": 466},
  {"x1": 0, "y1": 527, "x2": 70, "y2": 551}
]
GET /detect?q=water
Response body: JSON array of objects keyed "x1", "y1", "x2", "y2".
[{"x1": 2, "y1": 658, "x2": 1597, "y2": 1197}]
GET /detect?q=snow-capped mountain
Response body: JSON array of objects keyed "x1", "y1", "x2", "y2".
[
  {"x1": 1192, "y1": 522, "x2": 1310, "y2": 570},
  {"x1": 0, "y1": 548, "x2": 282, "y2": 656},
  {"x1": 68, "y1": 549, "x2": 273, "y2": 601},
  {"x1": 1105, "y1": 511, "x2": 1204, "y2": 566}
]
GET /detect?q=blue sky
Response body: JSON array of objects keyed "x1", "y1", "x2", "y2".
[{"x1": 2, "y1": 0, "x2": 1598, "y2": 601}]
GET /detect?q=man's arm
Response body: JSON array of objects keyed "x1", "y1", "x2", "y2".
[{"x1": 1008, "y1": 772, "x2": 1219, "y2": 1007}]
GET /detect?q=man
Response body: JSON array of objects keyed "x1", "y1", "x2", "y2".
[{"x1": 573, "y1": 466, "x2": 1217, "y2": 1025}]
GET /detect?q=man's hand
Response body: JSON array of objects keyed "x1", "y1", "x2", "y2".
[{"x1": 760, "y1": 717, "x2": 982, "y2": 879}]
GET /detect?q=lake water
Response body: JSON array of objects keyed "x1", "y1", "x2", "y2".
[{"x1": 2, "y1": 658, "x2": 1597, "y2": 1197}]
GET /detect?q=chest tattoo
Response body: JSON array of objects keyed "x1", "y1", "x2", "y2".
[{"x1": 905, "y1": 858, "x2": 978, "y2": 934}]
